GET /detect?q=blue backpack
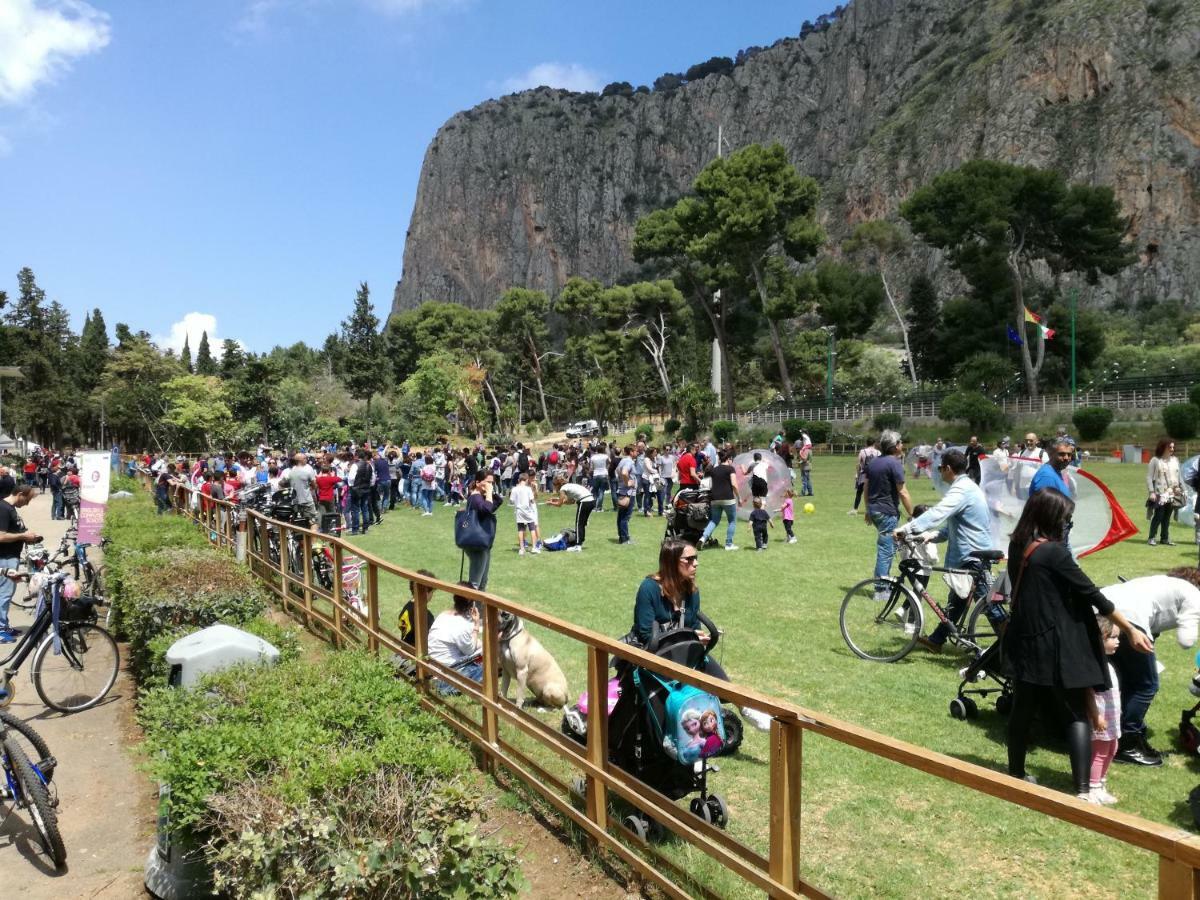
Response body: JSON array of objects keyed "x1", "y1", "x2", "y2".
[{"x1": 661, "y1": 682, "x2": 725, "y2": 764}]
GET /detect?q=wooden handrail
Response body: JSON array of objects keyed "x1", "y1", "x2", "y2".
[{"x1": 131, "y1": 469, "x2": 1200, "y2": 898}]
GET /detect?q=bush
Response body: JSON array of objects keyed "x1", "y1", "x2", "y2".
[
  {"x1": 139, "y1": 652, "x2": 523, "y2": 898},
  {"x1": 1189, "y1": 384, "x2": 1200, "y2": 409},
  {"x1": 1072, "y1": 406, "x2": 1114, "y2": 441},
  {"x1": 634, "y1": 424, "x2": 654, "y2": 443},
  {"x1": 874, "y1": 412, "x2": 902, "y2": 432},
  {"x1": 740, "y1": 426, "x2": 775, "y2": 449},
  {"x1": 801, "y1": 420, "x2": 833, "y2": 444},
  {"x1": 663, "y1": 418, "x2": 681, "y2": 436},
  {"x1": 679, "y1": 423, "x2": 698, "y2": 442},
  {"x1": 939, "y1": 391, "x2": 1005, "y2": 432},
  {"x1": 711, "y1": 419, "x2": 739, "y2": 443},
  {"x1": 1162, "y1": 403, "x2": 1200, "y2": 439},
  {"x1": 782, "y1": 419, "x2": 807, "y2": 442}
]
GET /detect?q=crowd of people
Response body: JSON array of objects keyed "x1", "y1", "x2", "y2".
[{"x1": 1, "y1": 450, "x2": 83, "y2": 522}]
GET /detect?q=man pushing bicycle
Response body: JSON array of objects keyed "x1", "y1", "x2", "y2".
[{"x1": 893, "y1": 449, "x2": 1000, "y2": 654}]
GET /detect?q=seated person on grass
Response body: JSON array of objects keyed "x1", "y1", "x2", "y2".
[{"x1": 427, "y1": 585, "x2": 483, "y2": 696}]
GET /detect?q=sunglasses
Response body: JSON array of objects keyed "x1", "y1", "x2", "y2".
[{"x1": 681, "y1": 555, "x2": 699, "y2": 566}]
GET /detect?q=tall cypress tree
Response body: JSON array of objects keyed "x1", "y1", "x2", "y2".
[
  {"x1": 905, "y1": 273, "x2": 942, "y2": 381},
  {"x1": 340, "y1": 282, "x2": 386, "y2": 434},
  {"x1": 195, "y1": 330, "x2": 217, "y2": 375},
  {"x1": 180, "y1": 335, "x2": 193, "y2": 373}
]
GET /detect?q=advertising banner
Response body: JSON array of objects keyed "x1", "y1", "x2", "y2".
[{"x1": 79, "y1": 451, "x2": 112, "y2": 546}]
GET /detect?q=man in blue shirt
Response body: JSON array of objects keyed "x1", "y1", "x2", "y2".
[
  {"x1": 865, "y1": 430, "x2": 912, "y2": 595},
  {"x1": 1029, "y1": 439, "x2": 1075, "y2": 498},
  {"x1": 895, "y1": 449, "x2": 998, "y2": 653}
]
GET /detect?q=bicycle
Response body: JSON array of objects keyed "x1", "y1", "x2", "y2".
[
  {"x1": 0, "y1": 569, "x2": 120, "y2": 713},
  {"x1": 0, "y1": 712, "x2": 65, "y2": 868},
  {"x1": 840, "y1": 543, "x2": 1006, "y2": 663}
]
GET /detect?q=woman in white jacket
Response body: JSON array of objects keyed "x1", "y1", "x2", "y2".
[
  {"x1": 1146, "y1": 438, "x2": 1182, "y2": 547},
  {"x1": 1101, "y1": 567, "x2": 1200, "y2": 765}
]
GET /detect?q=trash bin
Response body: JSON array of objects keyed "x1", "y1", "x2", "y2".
[
  {"x1": 1122, "y1": 445, "x2": 1142, "y2": 464},
  {"x1": 145, "y1": 624, "x2": 279, "y2": 900}
]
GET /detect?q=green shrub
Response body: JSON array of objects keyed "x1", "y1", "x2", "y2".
[
  {"x1": 1071, "y1": 406, "x2": 1114, "y2": 441},
  {"x1": 874, "y1": 412, "x2": 902, "y2": 431},
  {"x1": 939, "y1": 391, "x2": 1005, "y2": 432},
  {"x1": 1162, "y1": 403, "x2": 1200, "y2": 439},
  {"x1": 711, "y1": 419, "x2": 739, "y2": 443},
  {"x1": 1189, "y1": 384, "x2": 1200, "y2": 409},
  {"x1": 634, "y1": 424, "x2": 655, "y2": 443},
  {"x1": 782, "y1": 419, "x2": 807, "y2": 442},
  {"x1": 740, "y1": 426, "x2": 775, "y2": 449},
  {"x1": 663, "y1": 418, "x2": 681, "y2": 436},
  {"x1": 800, "y1": 420, "x2": 833, "y2": 444},
  {"x1": 679, "y1": 423, "x2": 698, "y2": 442}
]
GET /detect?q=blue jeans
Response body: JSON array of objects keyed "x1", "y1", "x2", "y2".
[
  {"x1": 929, "y1": 562, "x2": 992, "y2": 646},
  {"x1": 51, "y1": 491, "x2": 63, "y2": 520},
  {"x1": 801, "y1": 466, "x2": 813, "y2": 496},
  {"x1": 659, "y1": 478, "x2": 673, "y2": 513},
  {"x1": 591, "y1": 476, "x2": 608, "y2": 511},
  {"x1": 421, "y1": 488, "x2": 435, "y2": 514},
  {"x1": 616, "y1": 497, "x2": 634, "y2": 542},
  {"x1": 0, "y1": 555, "x2": 17, "y2": 632},
  {"x1": 1114, "y1": 630, "x2": 1158, "y2": 739},
  {"x1": 155, "y1": 486, "x2": 170, "y2": 515},
  {"x1": 701, "y1": 501, "x2": 738, "y2": 546},
  {"x1": 870, "y1": 512, "x2": 899, "y2": 581},
  {"x1": 408, "y1": 477, "x2": 421, "y2": 507},
  {"x1": 640, "y1": 479, "x2": 656, "y2": 514},
  {"x1": 349, "y1": 489, "x2": 373, "y2": 532},
  {"x1": 435, "y1": 659, "x2": 484, "y2": 696}
]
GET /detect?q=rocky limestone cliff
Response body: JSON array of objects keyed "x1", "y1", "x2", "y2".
[{"x1": 393, "y1": 0, "x2": 1200, "y2": 315}]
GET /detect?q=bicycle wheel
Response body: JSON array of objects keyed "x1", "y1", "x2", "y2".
[
  {"x1": 964, "y1": 596, "x2": 1004, "y2": 653},
  {"x1": 840, "y1": 577, "x2": 922, "y2": 662},
  {"x1": 0, "y1": 711, "x2": 54, "y2": 783},
  {"x1": 83, "y1": 562, "x2": 105, "y2": 597},
  {"x1": 3, "y1": 737, "x2": 66, "y2": 868},
  {"x1": 32, "y1": 623, "x2": 120, "y2": 713}
]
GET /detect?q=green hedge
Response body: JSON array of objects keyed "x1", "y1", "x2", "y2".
[
  {"x1": 1072, "y1": 406, "x2": 1114, "y2": 441},
  {"x1": 140, "y1": 652, "x2": 523, "y2": 898},
  {"x1": 711, "y1": 419, "x2": 739, "y2": 443},
  {"x1": 1163, "y1": 403, "x2": 1200, "y2": 440}
]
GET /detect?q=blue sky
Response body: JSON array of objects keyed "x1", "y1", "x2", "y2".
[{"x1": 0, "y1": 0, "x2": 830, "y2": 354}]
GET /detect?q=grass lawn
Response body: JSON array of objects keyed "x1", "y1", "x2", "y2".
[{"x1": 344, "y1": 456, "x2": 1196, "y2": 898}]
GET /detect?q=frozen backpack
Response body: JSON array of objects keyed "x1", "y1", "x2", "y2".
[{"x1": 661, "y1": 682, "x2": 725, "y2": 764}]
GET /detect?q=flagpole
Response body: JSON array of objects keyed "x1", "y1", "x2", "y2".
[{"x1": 1070, "y1": 287, "x2": 1078, "y2": 410}]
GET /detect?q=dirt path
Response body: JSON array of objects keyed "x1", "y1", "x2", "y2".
[{"x1": 1, "y1": 490, "x2": 154, "y2": 898}]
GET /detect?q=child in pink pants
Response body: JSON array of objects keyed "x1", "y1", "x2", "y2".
[{"x1": 1087, "y1": 615, "x2": 1122, "y2": 804}]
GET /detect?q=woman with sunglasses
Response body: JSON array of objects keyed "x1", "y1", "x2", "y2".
[
  {"x1": 1005, "y1": 489, "x2": 1151, "y2": 798},
  {"x1": 630, "y1": 539, "x2": 772, "y2": 730}
]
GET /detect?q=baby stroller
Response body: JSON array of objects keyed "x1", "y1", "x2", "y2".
[
  {"x1": 561, "y1": 615, "x2": 738, "y2": 840},
  {"x1": 665, "y1": 488, "x2": 711, "y2": 545},
  {"x1": 950, "y1": 638, "x2": 1014, "y2": 719}
]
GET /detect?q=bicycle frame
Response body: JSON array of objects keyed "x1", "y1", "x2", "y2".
[{"x1": 893, "y1": 559, "x2": 992, "y2": 651}]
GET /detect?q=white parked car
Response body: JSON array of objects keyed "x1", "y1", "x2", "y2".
[{"x1": 565, "y1": 419, "x2": 600, "y2": 438}]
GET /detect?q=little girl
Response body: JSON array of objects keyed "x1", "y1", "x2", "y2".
[
  {"x1": 781, "y1": 489, "x2": 796, "y2": 544},
  {"x1": 1087, "y1": 615, "x2": 1122, "y2": 805},
  {"x1": 898, "y1": 503, "x2": 936, "y2": 591}
]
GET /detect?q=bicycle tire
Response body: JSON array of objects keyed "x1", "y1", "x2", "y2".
[
  {"x1": 3, "y1": 736, "x2": 66, "y2": 868},
  {"x1": 964, "y1": 596, "x2": 1003, "y2": 653},
  {"x1": 0, "y1": 710, "x2": 54, "y2": 783},
  {"x1": 840, "y1": 577, "x2": 922, "y2": 662},
  {"x1": 32, "y1": 623, "x2": 120, "y2": 714}
]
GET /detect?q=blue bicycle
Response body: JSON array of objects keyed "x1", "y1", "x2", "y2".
[{"x1": 1, "y1": 711, "x2": 64, "y2": 868}]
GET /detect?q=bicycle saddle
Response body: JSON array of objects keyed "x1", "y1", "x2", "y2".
[{"x1": 967, "y1": 550, "x2": 1005, "y2": 563}]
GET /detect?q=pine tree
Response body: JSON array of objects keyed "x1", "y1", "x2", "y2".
[
  {"x1": 180, "y1": 335, "x2": 193, "y2": 373},
  {"x1": 905, "y1": 273, "x2": 942, "y2": 381},
  {"x1": 340, "y1": 282, "x2": 386, "y2": 433},
  {"x1": 195, "y1": 330, "x2": 217, "y2": 375}
]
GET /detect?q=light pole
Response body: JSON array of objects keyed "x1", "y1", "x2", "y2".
[{"x1": 820, "y1": 327, "x2": 836, "y2": 407}]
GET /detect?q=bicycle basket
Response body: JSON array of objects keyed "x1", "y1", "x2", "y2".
[{"x1": 60, "y1": 598, "x2": 97, "y2": 622}]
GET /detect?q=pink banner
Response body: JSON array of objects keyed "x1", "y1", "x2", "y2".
[{"x1": 78, "y1": 452, "x2": 111, "y2": 546}]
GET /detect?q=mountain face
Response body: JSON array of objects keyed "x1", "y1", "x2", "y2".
[{"x1": 392, "y1": 0, "x2": 1200, "y2": 315}]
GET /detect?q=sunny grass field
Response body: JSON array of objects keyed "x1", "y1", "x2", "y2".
[{"x1": 344, "y1": 456, "x2": 1196, "y2": 898}]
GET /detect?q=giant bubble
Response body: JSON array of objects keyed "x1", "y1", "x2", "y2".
[{"x1": 732, "y1": 449, "x2": 793, "y2": 520}]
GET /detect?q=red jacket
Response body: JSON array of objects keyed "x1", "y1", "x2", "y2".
[{"x1": 678, "y1": 452, "x2": 698, "y2": 486}]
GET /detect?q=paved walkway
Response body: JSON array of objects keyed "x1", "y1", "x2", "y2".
[{"x1": 1, "y1": 490, "x2": 153, "y2": 898}]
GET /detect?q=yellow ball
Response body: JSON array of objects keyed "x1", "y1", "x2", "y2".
[{"x1": 803, "y1": 502, "x2": 815, "y2": 515}]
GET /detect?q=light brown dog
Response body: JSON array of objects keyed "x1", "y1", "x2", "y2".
[{"x1": 499, "y1": 614, "x2": 569, "y2": 709}]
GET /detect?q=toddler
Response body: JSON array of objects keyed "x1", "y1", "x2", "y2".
[
  {"x1": 898, "y1": 503, "x2": 937, "y2": 591},
  {"x1": 1087, "y1": 615, "x2": 1122, "y2": 805},
  {"x1": 749, "y1": 497, "x2": 772, "y2": 551},
  {"x1": 781, "y1": 489, "x2": 796, "y2": 544}
]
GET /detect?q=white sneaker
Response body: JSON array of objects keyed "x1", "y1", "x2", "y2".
[
  {"x1": 787, "y1": 537, "x2": 797, "y2": 544},
  {"x1": 566, "y1": 545, "x2": 583, "y2": 552},
  {"x1": 903, "y1": 622, "x2": 917, "y2": 636},
  {"x1": 421, "y1": 511, "x2": 432, "y2": 517},
  {"x1": 846, "y1": 509, "x2": 858, "y2": 516},
  {"x1": 741, "y1": 707, "x2": 772, "y2": 731},
  {"x1": 724, "y1": 544, "x2": 739, "y2": 552},
  {"x1": 1077, "y1": 792, "x2": 1102, "y2": 804},
  {"x1": 530, "y1": 546, "x2": 541, "y2": 554},
  {"x1": 519, "y1": 547, "x2": 525, "y2": 556},
  {"x1": 873, "y1": 590, "x2": 891, "y2": 602},
  {"x1": 1090, "y1": 784, "x2": 1118, "y2": 805}
]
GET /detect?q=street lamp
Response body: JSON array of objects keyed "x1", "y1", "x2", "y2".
[{"x1": 819, "y1": 327, "x2": 836, "y2": 407}]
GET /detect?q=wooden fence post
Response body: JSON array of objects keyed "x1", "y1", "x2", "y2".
[
  {"x1": 585, "y1": 646, "x2": 609, "y2": 833},
  {"x1": 1158, "y1": 856, "x2": 1199, "y2": 899},
  {"x1": 768, "y1": 719, "x2": 802, "y2": 897},
  {"x1": 481, "y1": 602, "x2": 501, "y2": 774},
  {"x1": 412, "y1": 584, "x2": 430, "y2": 689},
  {"x1": 331, "y1": 540, "x2": 344, "y2": 647},
  {"x1": 366, "y1": 562, "x2": 380, "y2": 654},
  {"x1": 301, "y1": 530, "x2": 314, "y2": 625}
]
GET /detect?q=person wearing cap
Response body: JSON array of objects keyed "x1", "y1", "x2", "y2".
[{"x1": 992, "y1": 437, "x2": 1012, "y2": 473}]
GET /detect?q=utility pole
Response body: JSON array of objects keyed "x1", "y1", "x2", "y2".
[
  {"x1": 820, "y1": 327, "x2": 836, "y2": 407},
  {"x1": 711, "y1": 124, "x2": 731, "y2": 411},
  {"x1": 1070, "y1": 286, "x2": 1078, "y2": 410}
]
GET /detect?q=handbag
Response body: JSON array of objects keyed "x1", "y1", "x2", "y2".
[
  {"x1": 454, "y1": 505, "x2": 495, "y2": 549},
  {"x1": 1169, "y1": 485, "x2": 1188, "y2": 509}
]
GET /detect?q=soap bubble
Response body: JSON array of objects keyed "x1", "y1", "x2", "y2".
[{"x1": 732, "y1": 449, "x2": 792, "y2": 520}]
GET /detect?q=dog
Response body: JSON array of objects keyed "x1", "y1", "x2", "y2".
[{"x1": 498, "y1": 612, "x2": 569, "y2": 709}]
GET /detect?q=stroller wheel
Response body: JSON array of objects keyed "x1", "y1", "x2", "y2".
[
  {"x1": 689, "y1": 797, "x2": 714, "y2": 824},
  {"x1": 623, "y1": 814, "x2": 649, "y2": 844},
  {"x1": 995, "y1": 692, "x2": 1013, "y2": 715},
  {"x1": 708, "y1": 793, "x2": 728, "y2": 829},
  {"x1": 949, "y1": 697, "x2": 969, "y2": 720}
]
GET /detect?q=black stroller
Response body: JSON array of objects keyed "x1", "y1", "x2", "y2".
[
  {"x1": 562, "y1": 615, "x2": 739, "y2": 840},
  {"x1": 665, "y1": 488, "x2": 711, "y2": 545}
]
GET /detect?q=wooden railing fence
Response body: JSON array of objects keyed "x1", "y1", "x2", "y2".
[{"x1": 130, "y1": 469, "x2": 1200, "y2": 899}]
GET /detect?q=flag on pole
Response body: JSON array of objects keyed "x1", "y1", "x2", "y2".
[
  {"x1": 1006, "y1": 325, "x2": 1024, "y2": 346},
  {"x1": 1023, "y1": 307, "x2": 1055, "y2": 341}
]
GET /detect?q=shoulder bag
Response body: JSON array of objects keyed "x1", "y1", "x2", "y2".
[{"x1": 454, "y1": 504, "x2": 495, "y2": 549}]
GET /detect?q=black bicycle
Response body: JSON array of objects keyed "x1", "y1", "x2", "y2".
[
  {"x1": 1, "y1": 712, "x2": 64, "y2": 868},
  {"x1": 840, "y1": 544, "x2": 1006, "y2": 663},
  {"x1": 0, "y1": 570, "x2": 119, "y2": 713}
]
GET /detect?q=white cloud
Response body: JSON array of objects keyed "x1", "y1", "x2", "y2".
[
  {"x1": 499, "y1": 62, "x2": 604, "y2": 95},
  {"x1": 154, "y1": 312, "x2": 229, "y2": 360},
  {"x1": 0, "y1": 0, "x2": 111, "y2": 106}
]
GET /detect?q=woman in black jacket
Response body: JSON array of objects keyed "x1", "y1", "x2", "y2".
[{"x1": 1005, "y1": 489, "x2": 1151, "y2": 797}]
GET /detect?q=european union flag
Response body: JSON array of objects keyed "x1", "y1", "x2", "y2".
[{"x1": 1007, "y1": 325, "x2": 1024, "y2": 346}]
